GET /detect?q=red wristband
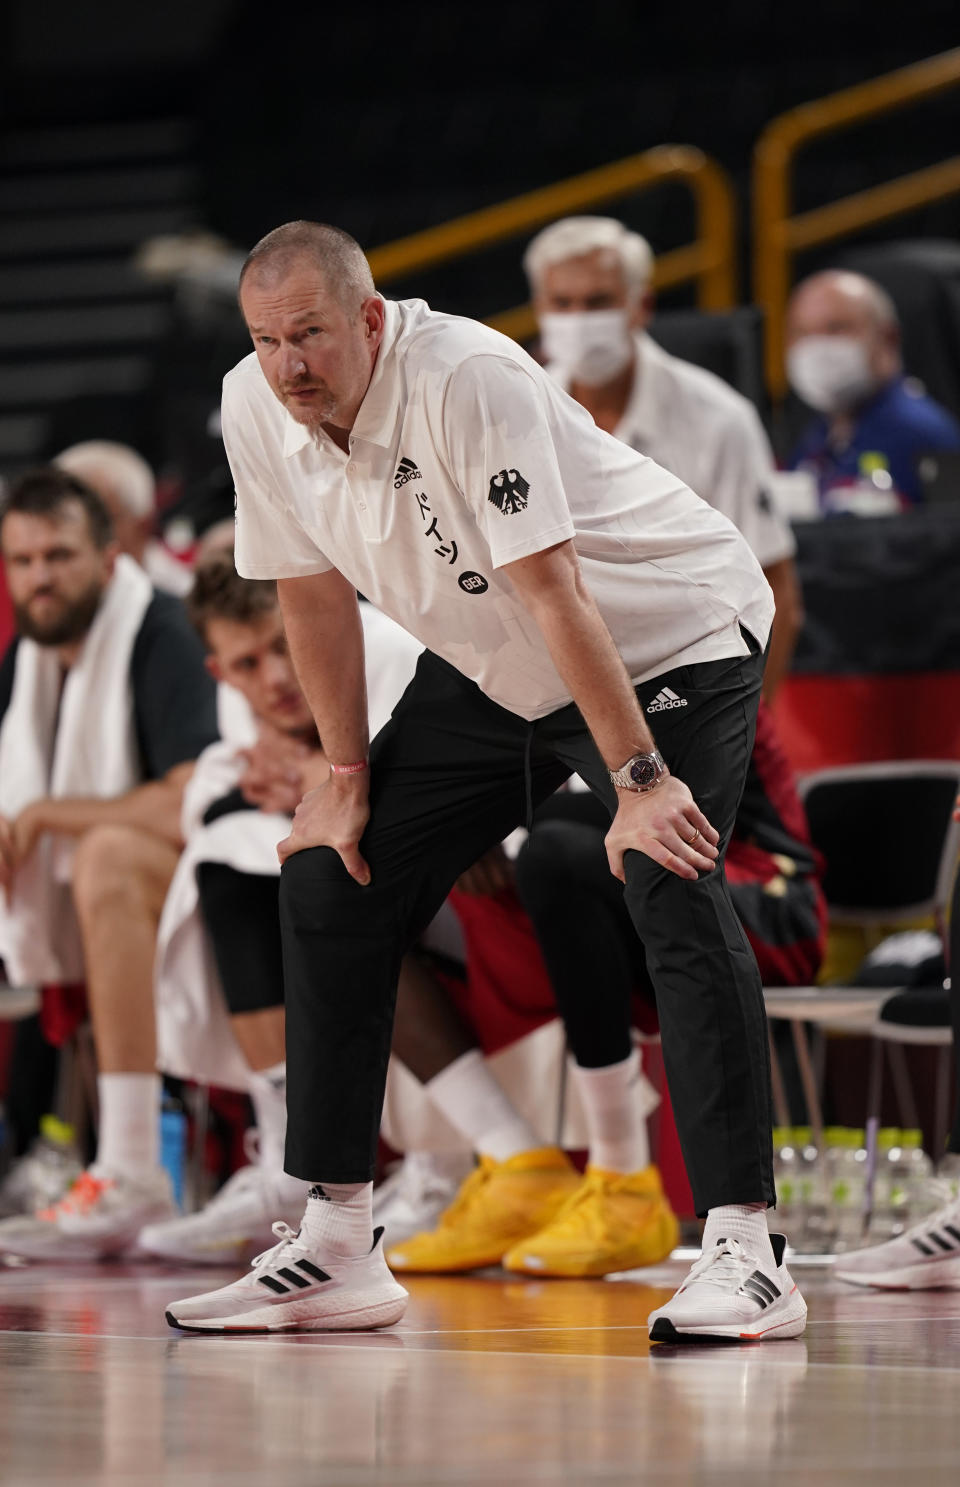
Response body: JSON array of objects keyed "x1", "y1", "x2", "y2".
[{"x1": 329, "y1": 759, "x2": 369, "y2": 776}]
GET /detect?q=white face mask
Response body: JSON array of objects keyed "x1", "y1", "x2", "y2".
[
  {"x1": 539, "y1": 309, "x2": 635, "y2": 387},
  {"x1": 786, "y1": 334, "x2": 877, "y2": 414}
]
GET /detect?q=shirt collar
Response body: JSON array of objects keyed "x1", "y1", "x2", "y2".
[{"x1": 281, "y1": 298, "x2": 403, "y2": 460}]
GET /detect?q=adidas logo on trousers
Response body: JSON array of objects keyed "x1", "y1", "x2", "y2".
[{"x1": 646, "y1": 687, "x2": 688, "y2": 713}]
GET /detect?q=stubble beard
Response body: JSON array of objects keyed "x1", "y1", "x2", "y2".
[{"x1": 14, "y1": 580, "x2": 105, "y2": 648}]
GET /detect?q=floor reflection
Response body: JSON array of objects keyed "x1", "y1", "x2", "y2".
[{"x1": 0, "y1": 1260, "x2": 958, "y2": 1485}]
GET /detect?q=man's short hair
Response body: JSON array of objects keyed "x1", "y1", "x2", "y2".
[
  {"x1": 188, "y1": 551, "x2": 278, "y2": 644},
  {"x1": 54, "y1": 440, "x2": 156, "y2": 520},
  {"x1": 523, "y1": 217, "x2": 654, "y2": 298},
  {"x1": 238, "y1": 221, "x2": 376, "y2": 314},
  {"x1": 1, "y1": 466, "x2": 115, "y2": 549}
]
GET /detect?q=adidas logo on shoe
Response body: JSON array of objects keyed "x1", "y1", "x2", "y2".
[
  {"x1": 646, "y1": 687, "x2": 688, "y2": 713},
  {"x1": 394, "y1": 456, "x2": 422, "y2": 488},
  {"x1": 737, "y1": 1268, "x2": 782, "y2": 1309}
]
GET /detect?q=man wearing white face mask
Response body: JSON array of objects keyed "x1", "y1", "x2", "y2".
[
  {"x1": 526, "y1": 216, "x2": 802, "y2": 701},
  {"x1": 786, "y1": 269, "x2": 960, "y2": 513}
]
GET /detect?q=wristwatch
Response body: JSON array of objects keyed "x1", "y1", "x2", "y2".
[{"x1": 609, "y1": 749, "x2": 668, "y2": 793}]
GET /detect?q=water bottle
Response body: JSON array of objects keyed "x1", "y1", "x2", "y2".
[
  {"x1": 901, "y1": 1129, "x2": 935, "y2": 1221},
  {"x1": 867, "y1": 1128, "x2": 903, "y2": 1242},
  {"x1": 827, "y1": 1128, "x2": 868, "y2": 1253},
  {"x1": 160, "y1": 1101, "x2": 187, "y2": 1211},
  {"x1": 794, "y1": 1126, "x2": 825, "y2": 1254},
  {"x1": 815, "y1": 1127, "x2": 848, "y2": 1253},
  {"x1": 772, "y1": 1128, "x2": 800, "y2": 1245},
  {"x1": 0, "y1": 1114, "x2": 83, "y2": 1218}
]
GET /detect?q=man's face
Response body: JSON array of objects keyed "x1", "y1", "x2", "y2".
[
  {"x1": 534, "y1": 248, "x2": 648, "y2": 327},
  {"x1": 240, "y1": 260, "x2": 384, "y2": 437},
  {"x1": 1, "y1": 503, "x2": 114, "y2": 647},
  {"x1": 786, "y1": 279, "x2": 891, "y2": 379},
  {"x1": 205, "y1": 609, "x2": 314, "y2": 735}
]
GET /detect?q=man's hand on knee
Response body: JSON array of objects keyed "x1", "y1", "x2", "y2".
[
  {"x1": 277, "y1": 776, "x2": 372, "y2": 885},
  {"x1": 604, "y1": 776, "x2": 719, "y2": 884}
]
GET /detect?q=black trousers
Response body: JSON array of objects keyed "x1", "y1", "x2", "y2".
[{"x1": 280, "y1": 643, "x2": 774, "y2": 1215}]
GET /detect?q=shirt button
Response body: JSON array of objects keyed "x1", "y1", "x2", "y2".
[{"x1": 358, "y1": 502, "x2": 367, "y2": 511}]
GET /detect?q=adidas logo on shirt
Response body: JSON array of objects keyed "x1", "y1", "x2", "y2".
[
  {"x1": 646, "y1": 686, "x2": 688, "y2": 713},
  {"x1": 394, "y1": 456, "x2": 422, "y2": 488}
]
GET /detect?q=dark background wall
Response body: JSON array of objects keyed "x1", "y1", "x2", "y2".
[{"x1": 1, "y1": 2, "x2": 958, "y2": 480}]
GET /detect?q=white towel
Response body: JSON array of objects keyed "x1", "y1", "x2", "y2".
[{"x1": 0, "y1": 555, "x2": 154, "y2": 984}]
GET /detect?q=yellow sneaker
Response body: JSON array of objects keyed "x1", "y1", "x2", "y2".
[
  {"x1": 502, "y1": 1164, "x2": 679, "y2": 1277},
  {"x1": 385, "y1": 1147, "x2": 580, "y2": 1274}
]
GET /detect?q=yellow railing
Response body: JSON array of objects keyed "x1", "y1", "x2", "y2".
[
  {"x1": 367, "y1": 145, "x2": 737, "y2": 344},
  {"x1": 754, "y1": 49, "x2": 960, "y2": 400}
]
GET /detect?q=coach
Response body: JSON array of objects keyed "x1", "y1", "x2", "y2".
[{"x1": 165, "y1": 221, "x2": 807, "y2": 1346}]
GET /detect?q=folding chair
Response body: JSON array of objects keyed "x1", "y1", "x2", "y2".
[{"x1": 764, "y1": 760, "x2": 960, "y2": 1147}]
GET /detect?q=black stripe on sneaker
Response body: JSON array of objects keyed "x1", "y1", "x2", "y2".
[
  {"x1": 741, "y1": 1279, "x2": 773, "y2": 1308},
  {"x1": 746, "y1": 1270, "x2": 780, "y2": 1301},
  {"x1": 277, "y1": 1267, "x2": 311, "y2": 1289},
  {"x1": 945, "y1": 1225, "x2": 960, "y2": 1244},
  {"x1": 928, "y1": 1230, "x2": 956, "y2": 1253},
  {"x1": 295, "y1": 1259, "x2": 331, "y2": 1282},
  {"x1": 912, "y1": 1237, "x2": 936, "y2": 1256},
  {"x1": 258, "y1": 1275, "x2": 290, "y2": 1294}
]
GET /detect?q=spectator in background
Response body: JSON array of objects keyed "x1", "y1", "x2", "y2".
[
  {"x1": 525, "y1": 216, "x2": 802, "y2": 701},
  {"x1": 0, "y1": 468, "x2": 218, "y2": 1260},
  {"x1": 786, "y1": 269, "x2": 960, "y2": 513},
  {"x1": 55, "y1": 440, "x2": 192, "y2": 597}
]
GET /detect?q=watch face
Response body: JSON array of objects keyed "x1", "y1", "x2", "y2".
[{"x1": 629, "y1": 756, "x2": 657, "y2": 789}]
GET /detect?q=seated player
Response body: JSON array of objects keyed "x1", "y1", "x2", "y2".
[
  {"x1": 141, "y1": 554, "x2": 434, "y2": 1263},
  {"x1": 0, "y1": 468, "x2": 218, "y2": 1259},
  {"x1": 383, "y1": 699, "x2": 825, "y2": 1277}
]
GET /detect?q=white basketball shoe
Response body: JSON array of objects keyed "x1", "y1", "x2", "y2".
[
  {"x1": 834, "y1": 1188, "x2": 960, "y2": 1290},
  {"x1": 0, "y1": 1167, "x2": 176, "y2": 1262},
  {"x1": 648, "y1": 1234, "x2": 807, "y2": 1343},
  {"x1": 138, "y1": 1163, "x2": 307, "y2": 1266},
  {"x1": 372, "y1": 1152, "x2": 472, "y2": 1250},
  {"x1": 165, "y1": 1221, "x2": 408, "y2": 1333}
]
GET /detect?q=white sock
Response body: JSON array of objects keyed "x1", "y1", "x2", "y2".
[
  {"x1": 573, "y1": 1049, "x2": 651, "y2": 1174},
  {"x1": 426, "y1": 1050, "x2": 541, "y2": 1163},
  {"x1": 95, "y1": 1072, "x2": 161, "y2": 1178},
  {"x1": 702, "y1": 1204, "x2": 775, "y2": 1266},
  {"x1": 299, "y1": 1181, "x2": 374, "y2": 1256},
  {"x1": 247, "y1": 1062, "x2": 310, "y2": 1206}
]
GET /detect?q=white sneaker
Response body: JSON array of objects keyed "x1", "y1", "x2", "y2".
[
  {"x1": 138, "y1": 1165, "x2": 306, "y2": 1265},
  {"x1": 165, "y1": 1222, "x2": 409, "y2": 1333},
  {"x1": 648, "y1": 1235, "x2": 807, "y2": 1344},
  {"x1": 0, "y1": 1167, "x2": 176, "y2": 1262},
  {"x1": 373, "y1": 1152, "x2": 472, "y2": 1250},
  {"x1": 834, "y1": 1188, "x2": 960, "y2": 1290}
]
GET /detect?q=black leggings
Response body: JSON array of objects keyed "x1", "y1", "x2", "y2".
[{"x1": 195, "y1": 862, "x2": 284, "y2": 1016}]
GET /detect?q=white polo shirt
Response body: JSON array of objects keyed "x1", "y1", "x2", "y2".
[
  {"x1": 551, "y1": 331, "x2": 795, "y2": 570},
  {"x1": 226, "y1": 298, "x2": 773, "y2": 722}
]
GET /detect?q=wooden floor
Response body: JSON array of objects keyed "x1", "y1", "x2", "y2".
[{"x1": 2, "y1": 1254, "x2": 959, "y2": 1486}]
